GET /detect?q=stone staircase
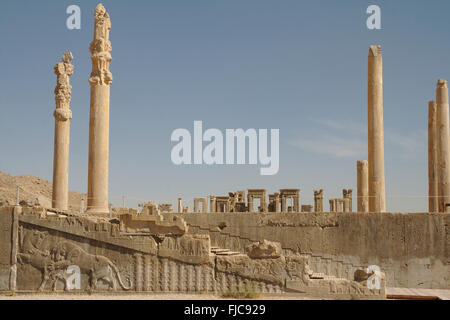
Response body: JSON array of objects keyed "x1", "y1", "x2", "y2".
[{"x1": 210, "y1": 246, "x2": 242, "y2": 256}]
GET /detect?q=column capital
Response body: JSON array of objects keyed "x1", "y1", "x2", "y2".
[
  {"x1": 54, "y1": 52, "x2": 74, "y2": 112},
  {"x1": 89, "y1": 4, "x2": 113, "y2": 86},
  {"x1": 368, "y1": 45, "x2": 382, "y2": 57}
]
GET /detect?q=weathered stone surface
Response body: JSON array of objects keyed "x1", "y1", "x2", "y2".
[
  {"x1": 436, "y1": 79, "x2": 450, "y2": 212},
  {"x1": 119, "y1": 204, "x2": 188, "y2": 235},
  {"x1": 52, "y1": 52, "x2": 74, "y2": 211},
  {"x1": 429, "y1": 101, "x2": 439, "y2": 213},
  {"x1": 0, "y1": 206, "x2": 389, "y2": 298},
  {"x1": 313, "y1": 189, "x2": 323, "y2": 213},
  {"x1": 183, "y1": 212, "x2": 449, "y2": 289},
  {"x1": 87, "y1": 4, "x2": 113, "y2": 215},
  {"x1": 245, "y1": 240, "x2": 282, "y2": 259},
  {"x1": 357, "y1": 160, "x2": 369, "y2": 213},
  {"x1": 158, "y1": 234, "x2": 211, "y2": 264}
]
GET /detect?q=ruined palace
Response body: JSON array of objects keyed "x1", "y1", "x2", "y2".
[{"x1": 0, "y1": 4, "x2": 448, "y2": 300}]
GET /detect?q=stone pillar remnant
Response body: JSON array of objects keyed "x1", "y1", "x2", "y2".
[
  {"x1": 343, "y1": 189, "x2": 353, "y2": 212},
  {"x1": 52, "y1": 52, "x2": 74, "y2": 211},
  {"x1": 274, "y1": 193, "x2": 280, "y2": 213},
  {"x1": 210, "y1": 196, "x2": 216, "y2": 213},
  {"x1": 436, "y1": 79, "x2": 450, "y2": 212},
  {"x1": 87, "y1": 4, "x2": 113, "y2": 214},
  {"x1": 178, "y1": 198, "x2": 182, "y2": 213},
  {"x1": 336, "y1": 199, "x2": 344, "y2": 212},
  {"x1": 428, "y1": 101, "x2": 439, "y2": 213},
  {"x1": 280, "y1": 196, "x2": 286, "y2": 213},
  {"x1": 357, "y1": 160, "x2": 369, "y2": 213},
  {"x1": 329, "y1": 199, "x2": 335, "y2": 212},
  {"x1": 343, "y1": 198, "x2": 351, "y2": 212},
  {"x1": 314, "y1": 189, "x2": 324, "y2": 212},
  {"x1": 368, "y1": 45, "x2": 386, "y2": 212}
]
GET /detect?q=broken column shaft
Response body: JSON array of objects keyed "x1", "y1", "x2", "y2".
[{"x1": 357, "y1": 160, "x2": 369, "y2": 213}]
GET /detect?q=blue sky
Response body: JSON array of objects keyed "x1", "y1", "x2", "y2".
[{"x1": 1, "y1": 0, "x2": 449, "y2": 211}]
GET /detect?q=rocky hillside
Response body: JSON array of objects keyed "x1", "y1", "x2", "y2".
[{"x1": 0, "y1": 171, "x2": 85, "y2": 211}]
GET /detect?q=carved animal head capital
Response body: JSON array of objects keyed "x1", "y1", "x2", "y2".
[
  {"x1": 437, "y1": 79, "x2": 448, "y2": 89},
  {"x1": 54, "y1": 108, "x2": 72, "y2": 121}
]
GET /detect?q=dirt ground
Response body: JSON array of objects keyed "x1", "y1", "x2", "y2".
[{"x1": 0, "y1": 292, "x2": 314, "y2": 300}]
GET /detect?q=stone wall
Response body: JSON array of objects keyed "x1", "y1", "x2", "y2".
[
  {"x1": 182, "y1": 212, "x2": 450, "y2": 289},
  {"x1": 0, "y1": 207, "x2": 14, "y2": 290},
  {"x1": 0, "y1": 206, "x2": 386, "y2": 298}
]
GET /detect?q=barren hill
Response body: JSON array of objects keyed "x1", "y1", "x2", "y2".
[{"x1": 0, "y1": 171, "x2": 85, "y2": 211}]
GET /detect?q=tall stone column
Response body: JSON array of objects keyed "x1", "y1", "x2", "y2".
[
  {"x1": 314, "y1": 189, "x2": 323, "y2": 212},
  {"x1": 368, "y1": 45, "x2": 386, "y2": 212},
  {"x1": 178, "y1": 198, "x2": 182, "y2": 213},
  {"x1": 436, "y1": 79, "x2": 450, "y2": 212},
  {"x1": 357, "y1": 160, "x2": 369, "y2": 213},
  {"x1": 87, "y1": 4, "x2": 113, "y2": 214},
  {"x1": 52, "y1": 52, "x2": 74, "y2": 211},
  {"x1": 428, "y1": 101, "x2": 439, "y2": 212}
]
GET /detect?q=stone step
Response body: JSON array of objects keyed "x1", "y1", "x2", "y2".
[
  {"x1": 215, "y1": 251, "x2": 241, "y2": 256},
  {"x1": 211, "y1": 248, "x2": 230, "y2": 253}
]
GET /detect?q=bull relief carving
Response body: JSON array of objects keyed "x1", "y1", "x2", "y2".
[{"x1": 17, "y1": 227, "x2": 132, "y2": 291}]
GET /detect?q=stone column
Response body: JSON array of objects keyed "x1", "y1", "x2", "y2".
[
  {"x1": 261, "y1": 197, "x2": 268, "y2": 213},
  {"x1": 87, "y1": 4, "x2": 113, "y2": 214},
  {"x1": 178, "y1": 198, "x2": 182, "y2": 213},
  {"x1": 52, "y1": 52, "x2": 74, "y2": 211},
  {"x1": 343, "y1": 189, "x2": 353, "y2": 212},
  {"x1": 314, "y1": 189, "x2": 323, "y2": 212},
  {"x1": 343, "y1": 198, "x2": 351, "y2": 212},
  {"x1": 357, "y1": 160, "x2": 369, "y2": 213},
  {"x1": 210, "y1": 196, "x2": 216, "y2": 213},
  {"x1": 281, "y1": 196, "x2": 287, "y2": 213},
  {"x1": 248, "y1": 195, "x2": 254, "y2": 212},
  {"x1": 329, "y1": 199, "x2": 335, "y2": 212},
  {"x1": 368, "y1": 45, "x2": 386, "y2": 212},
  {"x1": 274, "y1": 193, "x2": 280, "y2": 212},
  {"x1": 428, "y1": 101, "x2": 439, "y2": 212},
  {"x1": 193, "y1": 199, "x2": 198, "y2": 213},
  {"x1": 336, "y1": 199, "x2": 344, "y2": 212},
  {"x1": 436, "y1": 79, "x2": 450, "y2": 212},
  {"x1": 293, "y1": 196, "x2": 299, "y2": 212}
]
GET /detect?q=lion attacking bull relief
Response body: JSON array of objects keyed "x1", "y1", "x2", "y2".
[{"x1": 17, "y1": 227, "x2": 132, "y2": 292}]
